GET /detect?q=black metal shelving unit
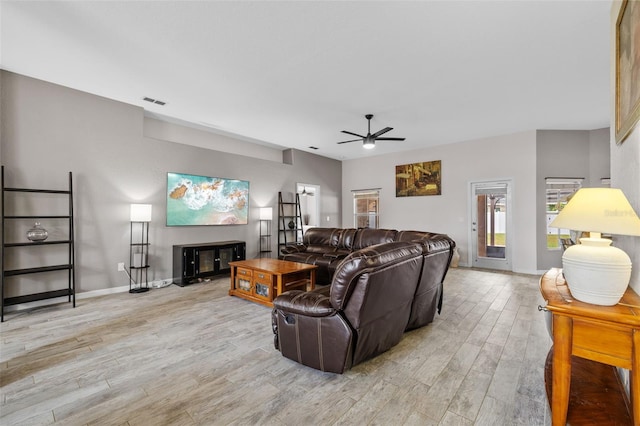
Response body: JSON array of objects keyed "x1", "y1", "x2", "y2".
[
  {"x1": 1, "y1": 165, "x2": 76, "y2": 321},
  {"x1": 277, "y1": 192, "x2": 303, "y2": 254}
]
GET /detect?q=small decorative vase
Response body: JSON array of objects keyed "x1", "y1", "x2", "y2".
[
  {"x1": 27, "y1": 222, "x2": 48, "y2": 242},
  {"x1": 288, "y1": 220, "x2": 295, "y2": 229}
]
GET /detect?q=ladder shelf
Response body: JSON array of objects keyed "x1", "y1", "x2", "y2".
[
  {"x1": 1, "y1": 166, "x2": 76, "y2": 321},
  {"x1": 277, "y1": 192, "x2": 304, "y2": 255}
]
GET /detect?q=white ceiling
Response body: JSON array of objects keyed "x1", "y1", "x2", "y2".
[{"x1": 0, "y1": 0, "x2": 612, "y2": 161}]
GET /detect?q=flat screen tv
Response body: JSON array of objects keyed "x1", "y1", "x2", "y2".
[{"x1": 166, "y1": 172, "x2": 249, "y2": 226}]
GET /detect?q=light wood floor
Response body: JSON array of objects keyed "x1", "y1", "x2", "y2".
[{"x1": 1, "y1": 267, "x2": 552, "y2": 425}]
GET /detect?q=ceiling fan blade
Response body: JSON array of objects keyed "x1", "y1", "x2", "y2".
[
  {"x1": 371, "y1": 127, "x2": 393, "y2": 138},
  {"x1": 376, "y1": 137, "x2": 406, "y2": 141},
  {"x1": 341, "y1": 130, "x2": 366, "y2": 138},
  {"x1": 337, "y1": 139, "x2": 362, "y2": 144}
]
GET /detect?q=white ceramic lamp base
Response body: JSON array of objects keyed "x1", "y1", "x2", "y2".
[{"x1": 562, "y1": 237, "x2": 632, "y2": 306}]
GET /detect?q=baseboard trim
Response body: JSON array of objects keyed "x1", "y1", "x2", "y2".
[
  {"x1": 77, "y1": 285, "x2": 130, "y2": 299},
  {"x1": 2, "y1": 277, "x2": 183, "y2": 313},
  {"x1": 4, "y1": 285, "x2": 129, "y2": 313}
]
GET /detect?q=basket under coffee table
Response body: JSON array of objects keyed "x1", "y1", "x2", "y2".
[{"x1": 228, "y1": 258, "x2": 317, "y2": 307}]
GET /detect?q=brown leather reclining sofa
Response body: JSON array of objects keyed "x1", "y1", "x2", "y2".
[
  {"x1": 273, "y1": 227, "x2": 455, "y2": 373},
  {"x1": 280, "y1": 227, "x2": 455, "y2": 328}
]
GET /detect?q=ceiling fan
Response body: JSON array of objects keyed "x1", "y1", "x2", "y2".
[
  {"x1": 300, "y1": 186, "x2": 314, "y2": 196},
  {"x1": 338, "y1": 114, "x2": 406, "y2": 149}
]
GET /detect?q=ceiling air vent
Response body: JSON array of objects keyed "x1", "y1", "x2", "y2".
[{"x1": 142, "y1": 97, "x2": 166, "y2": 106}]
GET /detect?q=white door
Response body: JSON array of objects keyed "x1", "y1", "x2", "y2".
[
  {"x1": 296, "y1": 183, "x2": 320, "y2": 233},
  {"x1": 470, "y1": 180, "x2": 512, "y2": 271}
]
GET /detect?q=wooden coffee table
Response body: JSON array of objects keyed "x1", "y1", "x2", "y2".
[{"x1": 228, "y1": 258, "x2": 317, "y2": 307}]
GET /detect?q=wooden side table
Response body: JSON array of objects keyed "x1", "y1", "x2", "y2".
[{"x1": 540, "y1": 268, "x2": 640, "y2": 425}]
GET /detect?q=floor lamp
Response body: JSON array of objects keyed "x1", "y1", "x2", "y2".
[
  {"x1": 259, "y1": 207, "x2": 273, "y2": 258},
  {"x1": 130, "y1": 203, "x2": 152, "y2": 293}
]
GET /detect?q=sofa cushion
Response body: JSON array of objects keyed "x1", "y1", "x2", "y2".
[
  {"x1": 396, "y1": 230, "x2": 453, "y2": 255},
  {"x1": 272, "y1": 290, "x2": 335, "y2": 317},
  {"x1": 395, "y1": 230, "x2": 434, "y2": 243},
  {"x1": 330, "y1": 241, "x2": 422, "y2": 311},
  {"x1": 280, "y1": 243, "x2": 306, "y2": 255},
  {"x1": 303, "y1": 227, "x2": 343, "y2": 253},
  {"x1": 337, "y1": 228, "x2": 357, "y2": 251},
  {"x1": 352, "y1": 228, "x2": 398, "y2": 250},
  {"x1": 279, "y1": 252, "x2": 337, "y2": 284},
  {"x1": 397, "y1": 231, "x2": 455, "y2": 329}
]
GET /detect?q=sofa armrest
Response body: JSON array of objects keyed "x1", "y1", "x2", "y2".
[
  {"x1": 280, "y1": 243, "x2": 307, "y2": 255},
  {"x1": 273, "y1": 290, "x2": 336, "y2": 317}
]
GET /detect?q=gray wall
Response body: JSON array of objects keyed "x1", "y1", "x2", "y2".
[
  {"x1": 610, "y1": 1, "x2": 640, "y2": 292},
  {"x1": 343, "y1": 130, "x2": 540, "y2": 274},
  {"x1": 0, "y1": 71, "x2": 341, "y2": 297},
  {"x1": 1, "y1": 67, "x2": 623, "y2": 301},
  {"x1": 535, "y1": 129, "x2": 610, "y2": 271},
  {"x1": 343, "y1": 128, "x2": 610, "y2": 275}
]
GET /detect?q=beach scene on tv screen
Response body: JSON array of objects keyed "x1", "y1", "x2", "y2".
[{"x1": 167, "y1": 172, "x2": 249, "y2": 226}]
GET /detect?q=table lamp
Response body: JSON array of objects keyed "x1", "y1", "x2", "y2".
[{"x1": 549, "y1": 188, "x2": 640, "y2": 305}]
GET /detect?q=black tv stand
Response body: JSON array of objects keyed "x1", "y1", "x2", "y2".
[{"x1": 172, "y1": 241, "x2": 245, "y2": 286}]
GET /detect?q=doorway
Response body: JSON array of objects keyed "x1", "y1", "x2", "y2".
[
  {"x1": 296, "y1": 183, "x2": 320, "y2": 234},
  {"x1": 470, "y1": 180, "x2": 512, "y2": 271}
]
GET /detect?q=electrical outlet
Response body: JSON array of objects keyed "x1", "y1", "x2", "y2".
[{"x1": 117, "y1": 262, "x2": 125, "y2": 272}]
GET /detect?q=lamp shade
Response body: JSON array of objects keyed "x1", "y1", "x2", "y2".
[
  {"x1": 549, "y1": 188, "x2": 640, "y2": 236},
  {"x1": 259, "y1": 207, "x2": 273, "y2": 221},
  {"x1": 130, "y1": 204, "x2": 152, "y2": 222}
]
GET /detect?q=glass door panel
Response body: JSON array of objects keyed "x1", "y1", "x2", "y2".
[
  {"x1": 471, "y1": 181, "x2": 511, "y2": 271},
  {"x1": 255, "y1": 283, "x2": 270, "y2": 299},
  {"x1": 218, "y1": 247, "x2": 234, "y2": 272},
  {"x1": 236, "y1": 277, "x2": 251, "y2": 293},
  {"x1": 184, "y1": 249, "x2": 196, "y2": 278},
  {"x1": 197, "y1": 249, "x2": 215, "y2": 274}
]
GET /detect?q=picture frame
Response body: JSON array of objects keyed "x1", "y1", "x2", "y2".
[
  {"x1": 615, "y1": 0, "x2": 640, "y2": 144},
  {"x1": 395, "y1": 160, "x2": 441, "y2": 197}
]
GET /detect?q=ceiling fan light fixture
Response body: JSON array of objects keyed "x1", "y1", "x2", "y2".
[{"x1": 337, "y1": 114, "x2": 404, "y2": 148}]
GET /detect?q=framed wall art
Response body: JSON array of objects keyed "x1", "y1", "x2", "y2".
[
  {"x1": 615, "y1": 0, "x2": 640, "y2": 144},
  {"x1": 395, "y1": 160, "x2": 441, "y2": 197}
]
